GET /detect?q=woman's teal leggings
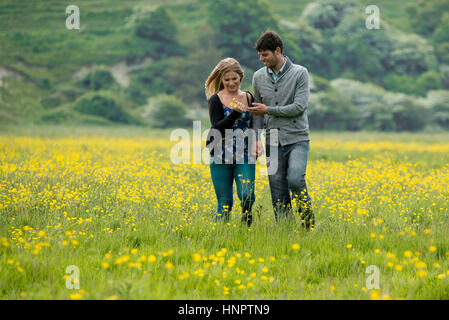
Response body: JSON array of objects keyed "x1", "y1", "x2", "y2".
[{"x1": 209, "y1": 162, "x2": 256, "y2": 221}]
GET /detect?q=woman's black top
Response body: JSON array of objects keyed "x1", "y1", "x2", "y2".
[{"x1": 205, "y1": 91, "x2": 256, "y2": 156}]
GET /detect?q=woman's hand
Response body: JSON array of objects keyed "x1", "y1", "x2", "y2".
[
  {"x1": 250, "y1": 140, "x2": 264, "y2": 157},
  {"x1": 232, "y1": 101, "x2": 246, "y2": 113}
]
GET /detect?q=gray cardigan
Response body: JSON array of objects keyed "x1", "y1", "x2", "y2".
[{"x1": 252, "y1": 56, "x2": 310, "y2": 146}]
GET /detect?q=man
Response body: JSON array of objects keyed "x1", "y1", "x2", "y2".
[{"x1": 248, "y1": 30, "x2": 314, "y2": 229}]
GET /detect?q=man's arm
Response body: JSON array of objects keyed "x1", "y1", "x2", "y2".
[
  {"x1": 252, "y1": 74, "x2": 262, "y2": 103},
  {"x1": 250, "y1": 77, "x2": 264, "y2": 155},
  {"x1": 248, "y1": 90, "x2": 263, "y2": 139},
  {"x1": 250, "y1": 73, "x2": 269, "y2": 119},
  {"x1": 267, "y1": 68, "x2": 309, "y2": 118}
]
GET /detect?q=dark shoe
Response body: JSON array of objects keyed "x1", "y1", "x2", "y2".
[
  {"x1": 299, "y1": 202, "x2": 315, "y2": 230},
  {"x1": 241, "y1": 212, "x2": 253, "y2": 227}
]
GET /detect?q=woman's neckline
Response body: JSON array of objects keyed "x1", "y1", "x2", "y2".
[{"x1": 216, "y1": 91, "x2": 248, "y2": 109}]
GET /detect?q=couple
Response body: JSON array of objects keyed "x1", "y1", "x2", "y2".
[{"x1": 204, "y1": 31, "x2": 314, "y2": 229}]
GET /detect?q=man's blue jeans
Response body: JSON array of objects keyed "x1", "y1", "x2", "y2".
[
  {"x1": 266, "y1": 140, "x2": 311, "y2": 221},
  {"x1": 209, "y1": 160, "x2": 255, "y2": 221}
]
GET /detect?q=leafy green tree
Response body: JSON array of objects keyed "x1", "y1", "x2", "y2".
[
  {"x1": 330, "y1": 78, "x2": 387, "y2": 107},
  {"x1": 406, "y1": 0, "x2": 449, "y2": 36},
  {"x1": 308, "y1": 89, "x2": 360, "y2": 130},
  {"x1": 143, "y1": 94, "x2": 191, "y2": 128},
  {"x1": 330, "y1": 12, "x2": 394, "y2": 81},
  {"x1": 426, "y1": 91, "x2": 449, "y2": 129},
  {"x1": 432, "y1": 13, "x2": 449, "y2": 44},
  {"x1": 387, "y1": 34, "x2": 438, "y2": 76},
  {"x1": 360, "y1": 103, "x2": 395, "y2": 131},
  {"x1": 74, "y1": 91, "x2": 138, "y2": 124},
  {"x1": 80, "y1": 67, "x2": 115, "y2": 91},
  {"x1": 301, "y1": 0, "x2": 357, "y2": 33},
  {"x1": 391, "y1": 97, "x2": 428, "y2": 131},
  {"x1": 433, "y1": 13, "x2": 449, "y2": 63},
  {"x1": 432, "y1": 103, "x2": 449, "y2": 129},
  {"x1": 297, "y1": 0, "x2": 437, "y2": 83},
  {"x1": 440, "y1": 65, "x2": 449, "y2": 89},
  {"x1": 310, "y1": 74, "x2": 332, "y2": 93},
  {"x1": 205, "y1": 0, "x2": 279, "y2": 70},
  {"x1": 417, "y1": 70, "x2": 444, "y2": 93},
  {"x1": 291, "y1": 21, "x2": 331, "y2": 78},
  {"x1": 436, "y1": 43, "x2": 449, "y2": 64},
  {"x1": 334, "y1": 13, "x2": 436, "y2": 78},
  {"x1": 383, "y1": 74, "x2": 423, "y2": 96},
  {"x1": 332, "y1": 31, "x2": 385, "y2": 82},
  {"x1": 134, "y1": 6, "x2": 182, "y2": 59}
]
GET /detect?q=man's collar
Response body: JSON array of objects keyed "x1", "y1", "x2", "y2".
[
  {"x1": 269, "y1": 57, "x2": 286, "y2": 75},
  {"x1": 267, "y1": 56, "x2": 291, "y2": 77}
]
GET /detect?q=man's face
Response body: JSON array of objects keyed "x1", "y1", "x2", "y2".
[{"x1": 258, "y1": 48, "x2": 281, "y2": 68}]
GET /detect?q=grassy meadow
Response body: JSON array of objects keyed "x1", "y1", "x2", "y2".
[{"x1": 0, "y1": 126, "x2": 448, "y2": 299}]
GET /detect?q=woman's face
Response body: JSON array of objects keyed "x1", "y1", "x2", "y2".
[{"x1": 221, "y1": 71, "x2": 241, "y2": 93}]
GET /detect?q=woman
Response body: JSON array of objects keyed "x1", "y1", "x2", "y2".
[{"x1": 205, "y1": 58, "x2": 263, "y2": 227}]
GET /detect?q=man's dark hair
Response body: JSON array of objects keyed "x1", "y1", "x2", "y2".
[{"x1": 255, "y1": 30, "x2": 283, "y2": 53}]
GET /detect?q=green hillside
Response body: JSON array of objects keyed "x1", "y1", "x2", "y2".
[
  {"x1": 0, "y1": 0, "x2": 418, "y2": 80},
  {"x1": 274, "y1": 0, "x2": 413, "y2": 30},
  {"x1": 0, "y1": 0, "x2": 448, "y2": 130}
]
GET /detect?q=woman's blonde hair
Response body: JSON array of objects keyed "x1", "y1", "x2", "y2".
[{"x1": 205, "y1": 58, "x2": 244, "y2": 99}]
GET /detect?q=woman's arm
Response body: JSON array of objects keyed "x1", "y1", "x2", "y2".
[{"x1": 209, "y1": 94, "x2": 241, "y2": 130}]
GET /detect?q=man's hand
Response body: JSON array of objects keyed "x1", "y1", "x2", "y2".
[
  {"x1": 248, "y1": 102, "x2": 268, "y2": 115},
  {"x1": 250, "y1": 140, "x2": 264, "y2": 157}
]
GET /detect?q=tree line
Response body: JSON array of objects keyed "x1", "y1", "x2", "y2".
[{"x1": 40, "y1": 0, "x2": 449, "y2": 131}]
